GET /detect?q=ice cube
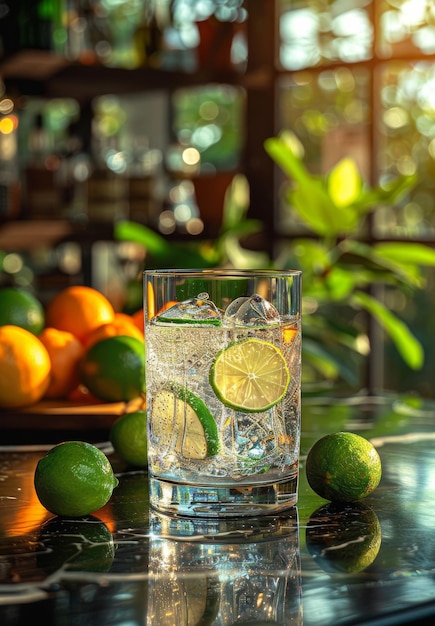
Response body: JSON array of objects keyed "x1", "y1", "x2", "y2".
[
  {"x1": 156, "y1": 292, "x2": 222, "y2": 325},
  {"x1": 223, "y1": 293, "x2": 280, "y2": 326}
]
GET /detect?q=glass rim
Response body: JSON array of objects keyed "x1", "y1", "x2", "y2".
[{"x1": 143, "y1": 268, "x2": 302, "y2": 278}]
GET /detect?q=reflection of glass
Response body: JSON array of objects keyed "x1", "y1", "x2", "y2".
[{"x1": 148, "y1": 509, "x2": 302, "y2": 625}]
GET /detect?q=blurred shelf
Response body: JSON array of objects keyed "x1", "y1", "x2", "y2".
[
  {"x1": 0, "y1": 220, "x2": 73, "y2": 251},
  {"x1": 0, "y1": 50, "x2": 247, "y2": 102}
]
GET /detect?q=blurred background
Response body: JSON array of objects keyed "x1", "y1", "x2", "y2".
[{"x1": 1, "y1": 0, "x2": 435, "y2": 397}]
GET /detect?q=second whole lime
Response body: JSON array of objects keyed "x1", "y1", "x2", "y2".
[
  {"x1": 110, "y1": 410, "x2": 148, "y2": 467},
  {"x1": 0, "y1": 287, "x2": 44, "y2": 334},
  {"x1": 79, "y1": 335, "x2": 145, "y2": 402},
  {"x1": 305, "y1": 431, "x2": 382, "y2": 502}
]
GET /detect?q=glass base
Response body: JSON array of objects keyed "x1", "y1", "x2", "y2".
[{"x1": 149, "y1": 473, "x2": 298, "y2": 517}]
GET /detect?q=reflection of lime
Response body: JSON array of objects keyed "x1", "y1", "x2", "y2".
[
  {"x1": 110, "y1": 410, "x2": 148, "y2": 467},
  {"x1": 152, "y1": 575, "x2": 220, "y2": 626},
  {"x1": 185, "y1": 577, "x2": 220, "y2": 626},
  {"x1": 209, "y1": 338, "x2": 290, "y2": 413},
  {"x1": 306, "y1": 501, "x2": 382, "y2": 574},
  {"x1": 151, "y1": 384, "x2": 219, "y2": 459},
  {"x1": 38, "y1": 515, "x2": 115, "y2": 574},
  {"x1": 34, "y1": 441, "x2": 119, "y2": 517},
  {"x1": 305, "y1": 432, "x2": 382, "y2": 502}
]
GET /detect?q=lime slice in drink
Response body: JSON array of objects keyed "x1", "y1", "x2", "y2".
[
  {"x1": 209, "y1": 338, "x2": 290, "y2": 413},
  {"x1": 156, "y1": 294, "x2": 222, "y2": 326},
  {"x1": 151, "y1": 384, "x2": 219, "y2": 459}
]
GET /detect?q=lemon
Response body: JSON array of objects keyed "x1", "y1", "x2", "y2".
[
  {"x1": 79, "y1": 335, "x2": 145, "y2": 402},
  {"x1": 38, "y1": 516, "x2": 115, "y2": 574},
  {"x1": 150, "y1": 384, "x2": 219, "y2": 459},
  {"x1": 0, "y1": 287, "x2": 44, "y2": 334},
  {"x1": 34, "y1": 441, "x2": 119, "y2": 517},
  {"x1": 306, "y1": 501, "x2": 382, "y2": 573},
  {"x1": 305, "y1": 432, "x2": 382, "y2": 502},
  {"x1": 209, "y1": 338, "x2": 290, "y2": 412},
  {"x1": 0, "y1": 325, "x2": 51, "y2": 408},
  {"x1": 110, "y1": 410, "x2": 148, "y2": 468}
]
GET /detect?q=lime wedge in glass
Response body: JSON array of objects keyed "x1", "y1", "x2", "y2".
[
  {"x1": 156, "y1": 294, "x2": 222, "y2": 326},
  {"x1": 151, "y1": 384, "x2": 219, "y2": 459},
  {"x1": 209, "y1": 338, "x2": 290, "y2": 413}
]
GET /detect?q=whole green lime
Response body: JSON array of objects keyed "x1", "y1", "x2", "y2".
[
  {"x1": 34, "y1": 441, "x2": 119, "y2": 517},
  {"x1": 79, "y1": 335, "x2": 145, "y2": 402},
  {"x1": 305, "y1": 431, "x2": 382, "y2": 502},
  {"x1": 110, "y1": 410, "x2": 148, "y2": 467},
  {"x1": 306, "y1": 501, "x2": 382, "y2": 573},
  {"x1": 0, "y1": 287, "x2": 44, "y2": 334}
]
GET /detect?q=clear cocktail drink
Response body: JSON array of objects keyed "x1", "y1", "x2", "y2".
[{"x1": 144, "y1": 270, "x2": 302, "y2": 516}]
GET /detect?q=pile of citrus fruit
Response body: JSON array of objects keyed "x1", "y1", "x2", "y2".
[{"x1": 0, "y1": 284, "x2": 145, "y2": 409}]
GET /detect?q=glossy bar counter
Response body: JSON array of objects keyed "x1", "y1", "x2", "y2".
[{"x1": 1, "y1": 394, "x2": 435, "y2": 626}]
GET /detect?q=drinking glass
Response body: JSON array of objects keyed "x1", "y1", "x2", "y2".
[{"x1": 144, "y1": 269, "x2": 302, "y2": 516}]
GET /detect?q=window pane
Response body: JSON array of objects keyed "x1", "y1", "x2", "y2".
[
  {"x1": 172, "y1": 85, "x2": 245, "y2": 173},
  {"x1": 279, "y1": 0, "x2": 373, "y2": 71},
  {"x1": 375, "y1": 61, "x2": 435, "y2": 238},
  {"x1": 378, "y1": 0, "x2": 435, "y2": 58},
  {"x1": 277, "y1": 67, "x2": 370, "y2": 232}
]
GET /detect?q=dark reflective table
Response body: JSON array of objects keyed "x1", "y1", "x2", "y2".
[{"x1": 1, "y1": 394, "x2": 435, "y2": 625}]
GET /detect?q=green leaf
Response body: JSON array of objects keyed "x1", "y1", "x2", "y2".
[
  {"x1": 374, "y1": 242, "x2": 435, "y2": 266},
  {"x1": 353, "y1": 174, "x2": 418, "y2": 215},
  {"x1": 338, "y1": 239, "x2": 425, "y2": 288},
  {"x1": 351, "y1": 290, "x2": 424, "y2": 370},
  {"x1": 327, "y1": 158, "x2": 363, "y2": 207},
  {"x1": 114, "y1": 220, "x2": 212, "y2": 268},
  {"x1": 288, "y1": 180, "x2": 359, "y2": 236},
  {"x1": 264, "y1": 133, "x2": 310, "y2": 185},
  {"x1": 221, "y1": 236, "x2": 271, "y2": 269},
  {"x1": 221, "y1": 173, "x2": 250, "y2": 229},
  {"x1": 302, "y1": 338, "x2": 359, "y2": 385},
  {"x1": 114, "y1": 220, "x2": 171, "y2": 257}
]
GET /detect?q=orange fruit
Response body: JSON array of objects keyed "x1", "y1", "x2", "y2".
[
  {"x1": 0, "y1": 287, "x2": 45, "y2": 334},
  {"x1": 39, "y1": 327, "x2": 85, "y2": 399},
  {"x1": 131, "y1": 308, "x2": 144, "y2": 333},
  {"x1": 0, "y1": 325, "x2": 51, "y2": 408},
  {"x1": 83, "y1": 313, "x2": 144, "y2": 351},
  {"x1": 45, "y1": 286, "x2": 115, "y2": 344},
  {"x1": 67, "y1": 384, "x2": 102, "y2": 405}
]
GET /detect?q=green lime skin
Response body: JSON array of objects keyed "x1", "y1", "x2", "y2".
[
  {"x1": 151, "y1": 382, "x2": 220, "y2": 459},
  {"x1": 306, "y1": 501, "x2": 382, "y2": 574},
  {"x1": 79, "y1": 335, "x2": 145, "y2": 402},
  {"x1": 34, "y1": 441, "x2": 119, "y2": 517},
  {"x1": 110, "y1": 410, "x2": 148, "y2": 468},
  {"x1": 37, "y1": 515, "x2": 115, "y2": 574},
  {"x1": 305, "y1": 432, "x2": 382, "y2": 502},
  {"x1": 0, "y1": 287, "x2": 44, "y2": 334}
]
